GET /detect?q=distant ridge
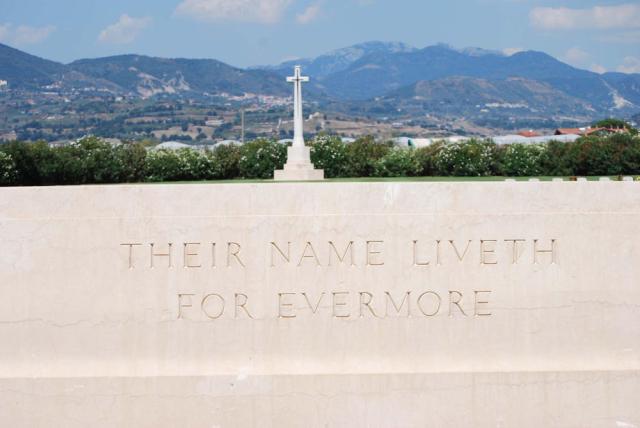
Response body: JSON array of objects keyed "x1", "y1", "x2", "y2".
[
  {"x1": 69, "y1": 55, "x2": 291, "y2": 98},
  {"x1": 256, "y1": 41, "x2": 417, "y2": 79},
  {"x1": 0, "y1": 41, "x2": 638, "y2": 117}
]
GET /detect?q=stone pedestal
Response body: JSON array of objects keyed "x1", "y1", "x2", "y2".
[{"x1": 274, "y1": 145, "x2": 324, "y2": 181}]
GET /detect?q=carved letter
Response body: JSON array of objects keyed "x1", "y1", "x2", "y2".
[
  {"x1": 211, "y1": 243, "x2": 216, "y2": 268},
  {"x1": 227, "y1": 242, "x2": 245, "y2": 267},
  {"x1": 505, "y1": 239, "x2": 526, "y2": 264},
  {"x1": 270, "y1": 242, "x2": 291, "y2": 266},
  {"x1": 366, "y1": 241, "x2": 384, "y2": 266},
  {"x1": 183, "y1": 243, "x2": 202, "y2": 268},
  {"x1": 474, "y1": 291, "x2": 491, "y2": 317},
  {"x1": 150, "y1": 243, "x2": 172, "y2": 268},
  {"x1": 201, "y1": 294, "x2": 225, "y2": 320},
  {"x1": 298, "y1": 242, "x2": 321, "y2": 266},
  {"x1": 417, "y1": 291, "x2": 441, "y2": 317},
  {"x1": 278, "y1": 293, "x2": 296, "y2": 318},
  {"x1": 449, "y1": 240, "x2": 472, "y2": 262},
  {"x1": 534, "y1": 239, "x2": 557, "y2": 264},
  {"x1": 480, "y1": 240, "x2": 498, "y2": 265},
  {"x1": 121, "y1": 243, "x2": 142, "y2": 269},
  {"x1": 302, "y1": 292, "x2": 325, "y2": 314},
  {"x1": 412, "y1": 240, "x2": 430, "y2": 266},
  {"x1": 177, "y1": 293, "x2": 195, "y2": 319},
  {"x1": 329, "y1": 241, "x2": 355, "y2": 266},
  {"x1": 235, "y1": 293, "x2": 254, "y2": 319},
  {"x1": 332, "y1": 292, "x2": 350, "y2": 318},
  {"x1": 449, "y1": 291, "x2": 467, "y2": 317},
  {"x1": 385, "y1": 291, "x2": 411, "y2": 317},
  {"x1": 359, "y1": 292, "x2": 378, "y2": 318}
]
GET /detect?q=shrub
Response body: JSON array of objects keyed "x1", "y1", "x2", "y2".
[
  {"x1": 144, "y1": 150, "x2": 184, "y2": 182},
  {"x1": 63, "y1": 136, "x2": 124, "y2": 184},
  {"x1": 498, "y1": 144, "x2": 545, "y2": 177},
  {"x1": 414, "y1": 141, "x2": 444, "y2": 176},
  {"x1": 569, "y1": 134, "x2": 640, "y2": 176},
  {"x1": 0, "y1": 151, "x2": 16, "y2": 185},
  {"x1": 433, "y1": 139, "x2": 498, "y2": 176},
  {"x1": 374, "y1": 147, "x2": 421, "y2": 177},
  {"x1": 114, "y1": 143, "x2": 147, "y2": 183},
  {"x1": 540, "y1": 140, "x2": 574, "y2": 176},
  {"x1": 145, "y1": 148, "x2": 221, "y2": 182},
  {"x1": 2, "y1": 133, "x2": 640, "y2": 185},
  {"x1": 614, "y1": 134, "x2": 640, "y2": 174},
  {"x1": 0, "y1": 140, "x2": 56, "y2": 185},
  {"x1": 310, "y1": 135, "x2": 348, "y2": 178},
  {"x1": 238, "y1": 139, "x2": 287, "y2": 179},
  {"x1": 344, "y1": 136, "x2": 391, "y2": 177},
  {"x1": 213, "y1": 144, "x2": 241, "y2": 179}
]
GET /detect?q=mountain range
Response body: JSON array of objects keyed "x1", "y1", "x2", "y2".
[{"x1": 1, "y1": 41, "x2": 638, "y2": 120}]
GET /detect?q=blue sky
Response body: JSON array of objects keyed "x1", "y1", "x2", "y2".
[{"x1": 1, "y1": 0, "x2": 639, "y2": 73}]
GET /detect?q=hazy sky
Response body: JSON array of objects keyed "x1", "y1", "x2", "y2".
[{"x1": 1, "y1": 0, "x2": 639, "y2": 73}]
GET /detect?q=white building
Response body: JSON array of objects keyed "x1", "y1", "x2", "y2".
[
  {"x1": 492, "y1": 134, "x2": 581, "y2": 145},
  {"x1": 152, "y1": 141, "x2": 193, "y2": 151}
]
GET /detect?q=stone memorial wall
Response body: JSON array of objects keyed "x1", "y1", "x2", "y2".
[{"x1": 0, "y1": 182, "x2": 638, "y2": 427}]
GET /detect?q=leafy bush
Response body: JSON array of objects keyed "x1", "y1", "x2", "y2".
[
  {"x1": 344, "y1": 136, "x2": 391, "y2": 177},
  {"x1": 433, "y1": 139, "x2": 498, "y2": 176},
  {"x1": 567, "y1": 133, "x2": 640, "y2": 176},
  {"x1": 0, "y1": 151, "x2": 16, "y2": 185},
  {"x1": 498, "y1": 143, "x2": 545, "y2": 176},
  {"x1": 2, "y1": 133, "x2": 640, "y2": 185},
  {"x1": 212, "y1": 144, "x2": 241, "y2": 179},
  {"x1": 414, "y1": 141, "x2": 444, "y2": 176},
  {"x1": 145, "y1": 148, "x2": 220, "y2": 182},
  {"x1": 0, "y1": 140, "x2": 57, "y2": 185},
  {"x1": 310, "y1": 135, "x2": 348, "y2": 178},
  {"x1": 374, "y1": 147, "x2": 421, "y2": 177},
  {"x1": 539, "y1": 140, "x2": 574, "y2": 176},
  {"x1": 238, "y1": 139, "x2": 287, "y2": 179}
]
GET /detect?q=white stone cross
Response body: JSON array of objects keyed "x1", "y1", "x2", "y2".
[
  {"x1": 274, "y1": 66, "x2": 323, "y2": 180},
  {"x1": 287, "y1": 66, "x2": 309, "y2": 148}
]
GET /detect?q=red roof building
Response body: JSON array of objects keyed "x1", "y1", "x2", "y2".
[{"x1": 517, "y1": 130, "x2": 541, "y2": 138}]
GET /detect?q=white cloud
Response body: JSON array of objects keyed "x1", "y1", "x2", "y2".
[
  {"x1": 562, "y1": 47, "x2": 590, "y2": 66},
  {"x1": 0, "y1": 23, "x2": 55, "y2": 45},
  {"x1": 530, "y1": 4, "x2": 640, "y2": 30},
  {"x1": 296, "y1": 3, "x2": 321, "y2": 24},
  {"x1": 175, "y1": 0, "x2": 293, "y2": 24},
  {"x1": 98, "y1": 15, "x2": 151, "y2": 45},
  {"x1": 590, "y1": 64, "x2": 607, "y2": 74},
  {"x1": 502, "y1": 47, "x2": 524, "y2": 56},
  {"x1": 0, "y1": 24, "x2": 10, "y2": 42},
  {"x1": 617, "y1": 56, "x2": 640, "y2": 74}
]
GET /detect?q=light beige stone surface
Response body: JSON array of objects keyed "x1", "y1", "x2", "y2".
[
  {"x1": 0, "y1": 181, "x2": 639, "y2": 427},
  {"x1": 274, "y1": 146, "x2": 324, "y2": 181}
]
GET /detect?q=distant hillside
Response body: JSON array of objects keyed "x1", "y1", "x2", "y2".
[
  {"x1": 69, "y1": 55, "x2": 291, "y2": 98},
  {"x1": 259, "y1": 41, "x2": 417, "y2": 79},
  {"x1": 0, "y1": 44, "x2": 293, "y2": 99},
  {"x1": 320, "y1": 45, "x2": 640, "y2": 114},
  {"x1": 1, "y1": 41, "x2": 638, "y2": 123},
  {"x1": 0, "y1": 43, "x2": 119, "y2": 92},
  {"x1": 382, "y1": 77, "x2": 595, "y2": 117}
]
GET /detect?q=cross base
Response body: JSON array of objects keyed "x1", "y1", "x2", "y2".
[{"x1": 274, "y1": 146, "x2": 324, "y2": 181}]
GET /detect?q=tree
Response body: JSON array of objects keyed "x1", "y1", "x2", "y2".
[{"x1": 593, "y1": 118, "x2": 638, "y2": 135}]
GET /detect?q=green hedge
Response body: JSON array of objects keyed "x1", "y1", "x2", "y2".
[{"x1": 1, "y1": 134, "x2": 640, "y2": 186}]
